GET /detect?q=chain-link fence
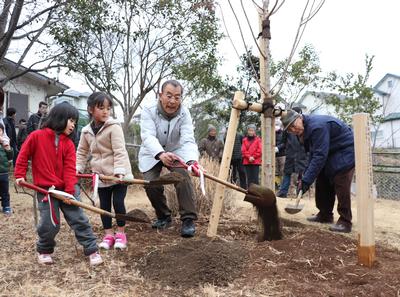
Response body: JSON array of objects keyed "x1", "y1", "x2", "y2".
[{"x1": 373, "y1": 150, "x2": 400, "y2": 200}]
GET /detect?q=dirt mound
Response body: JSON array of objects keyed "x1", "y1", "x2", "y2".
[{"x1": 138, "y1": 237, "x2": 249, "y2": 288}]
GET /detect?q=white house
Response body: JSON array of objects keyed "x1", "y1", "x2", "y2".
[
  {"x1": 371, "y1": 73, "x2": 400, "y2": 148},
  {"x1": 0, "y1": 58, "x2": 69, "y2": 123},
  {"x1": 297, "y1": 91, "x2": 343, "y2": 116},
  {"x1": 297, "y1": 74, "x2": 400, "y2": 148}
]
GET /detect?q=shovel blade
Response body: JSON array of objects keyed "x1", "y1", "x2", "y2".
[
  {"x1": 150, "y1": 172, "x2": 185, "y2": 186},
  {"x1": 244, "y1": 184, "x2": 276, "y2": 207},
  {"x1": 115, "y1": 208, "x2": 151, "y2": 223},
  {"x1": 284, "y1": 204, "x2": 305, "y2": 214}
]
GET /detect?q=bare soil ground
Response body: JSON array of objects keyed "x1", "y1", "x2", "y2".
[{"x1": 0, "y1": 185, "x2": 400, "y2": 297}]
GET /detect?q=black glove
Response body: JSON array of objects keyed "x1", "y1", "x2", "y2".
[{"x1": 296, "y1": 179, "x2": 310, "y2": 195}]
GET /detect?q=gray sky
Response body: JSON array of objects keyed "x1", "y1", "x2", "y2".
[{"x1": 217, "y1": 0, "x2": 399, "y2": 87}]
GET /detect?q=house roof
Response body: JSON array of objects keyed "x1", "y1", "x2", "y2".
[
  {"x1": 373, "y1": 88, "x2": 389, "y2": 96},
  {"x1": 383, "y1": 112, "x2": 400, "y2": 122},
  {"x1": 0, "y1": 57, "x2": 69, "y2": 95},
  {"x1": 373, "y1": 73, "x2": 400, "y2": 89}
]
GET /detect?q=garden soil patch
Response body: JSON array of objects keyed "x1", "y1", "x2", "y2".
[
  {"x1": 1, "y1": 188, "x2": 400, "y2": 296},
  {"x1": 138, "y1": 237, "x2": 249, "y2": 287}
]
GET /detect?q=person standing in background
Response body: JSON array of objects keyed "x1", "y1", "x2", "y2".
[
  {"x1": 198, "y1": 124, "x2": 224, "y2": 162},
  {"x1": 0, "y1": 87, "x2": 10, "y2": 144},
  {"x1": 0, "y1": 123, "x2": 13, "y2": 215},
  {"x1": 276, "y1": 107, "x2": 308, "y2": 198},
  {"x1": 230, "y1": 132, "x2": 247, "y2": 189},
  {"x1": 3, "y1": 107, "x2": 18, "y2": 165},
  {"x1": 241, "y1": 124, "x2": 262, "y2": 189},
  {"x1": 275, "y1": 120, "x2": 286, "y2": 189},
  {"x1": 17, "y1": 119, "x2": 28, "y2": 150},
  {"x1": 27, "y1": 101, "x2": 48, "y2": 134}
]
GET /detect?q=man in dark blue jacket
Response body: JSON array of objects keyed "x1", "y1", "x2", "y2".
[{"x1": 281, "y1": 110, "x2": 355, "y2": 233}]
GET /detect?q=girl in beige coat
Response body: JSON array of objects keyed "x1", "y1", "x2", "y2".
[{"x1": 77, "y1": 92, "x2": 133, "y2": 250}]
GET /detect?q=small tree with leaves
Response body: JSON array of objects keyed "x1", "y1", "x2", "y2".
[{"x1": 325, "y1": 55, "x2": 382, "y2": 126}]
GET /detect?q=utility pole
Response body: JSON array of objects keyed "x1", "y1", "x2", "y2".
[{"x1": 258, "y1": 0, "x2": 275, "y2": 190}]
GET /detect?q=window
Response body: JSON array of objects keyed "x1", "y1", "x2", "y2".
[{"x1": 388, "y1": 80, "x2": 393, "y2": 88}]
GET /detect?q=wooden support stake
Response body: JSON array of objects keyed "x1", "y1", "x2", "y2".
[
  {"x1": 207, "y1": 91, "x2": 244, "y2": 237},
  {"x1": 353, "y1": 113, "x2": 375, "y2": 267}
]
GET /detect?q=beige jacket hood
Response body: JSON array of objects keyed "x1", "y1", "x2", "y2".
[{"x1": 76, "y1": 118, "x2": 133, "y2": 187}]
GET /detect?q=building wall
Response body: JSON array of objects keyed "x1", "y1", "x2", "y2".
[
  {"x1": 374, "y1": 120, "x2": 400, "y2": 148},
  {"x1": 300, "y1": 93, "x2": 337, "y2": 116},
  {"x1": 375, "y1": 76, "x2": 400, "y2": 115},
  {"x1": 3, "y1": 75, "x2": 49, "y2": 115}
]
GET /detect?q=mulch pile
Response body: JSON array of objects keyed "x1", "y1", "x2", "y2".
[{"x1": 138, "y1": 237, "x2": 248, "y2": 287}]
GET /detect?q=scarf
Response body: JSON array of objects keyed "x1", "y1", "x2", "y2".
[{"x1": 91, "y1": 121, "x2": 104, "y2": 135}]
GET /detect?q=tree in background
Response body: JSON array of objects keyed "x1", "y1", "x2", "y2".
[
  {"x1": 51, "y1": 0, "x2": 223, "y2": 133},
  {"x1": 270, "y1": 44, "x2": 324, "y2": 107},
  {"x1": 0, "y1": 0, "x2": 66, "y2": 86},
  {"x1": 325, "y1": 55, "x2": 382, "y2": 125},
  {"x1": 191, "y1": 44, "x2": 324, "y2": 139}
]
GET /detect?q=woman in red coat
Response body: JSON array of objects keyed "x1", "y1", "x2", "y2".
[{"x1": 241, "y1": 124, "x2": 262, "y2": 189}]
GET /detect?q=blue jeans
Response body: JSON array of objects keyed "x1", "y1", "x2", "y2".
[
  {"x1": 0, "y1": 173, "x2": 10, "y2": 208},
  {"x1": 278, "y1": 174, "x2": 291, "y2": 195}
]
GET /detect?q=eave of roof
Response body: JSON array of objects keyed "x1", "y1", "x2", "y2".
[{"x1": 1, "y1": 57, "x2": 69, "y2": 92}]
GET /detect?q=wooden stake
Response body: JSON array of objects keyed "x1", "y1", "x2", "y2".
[
  {"x1": 353, "y1": 113, "x2": 375, "y2": 267},
  {"x1": 207, "y1": 91, "x2": 244, "y2": 237}
]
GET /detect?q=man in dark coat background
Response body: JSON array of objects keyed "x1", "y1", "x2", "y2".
[
  {"x1": 281, "y1": 109, "x2": 355, "y2": 233},
  {"x1": 276, "y1": 107, "x2": 308, "y2": 198},
  {"x1": 230, "y1": 132, "x2": 247, "y2": 189},
  {"x1": 27, "y1": 101, "x2": 48, "y2": 134},
  {"x1": 3, "y1": 107, "x2": 18, "y2": 165}
]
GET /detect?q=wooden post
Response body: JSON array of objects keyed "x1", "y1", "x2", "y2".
[
  {"x1": 207, "y1": 91, "x2": 244, "y2": 237},
  {"x1": 258, "y1": 1, "x2": 275, "y2": 190},
  {"x1": 353, "y1": 113, "x2": 375, "y2": 267}
]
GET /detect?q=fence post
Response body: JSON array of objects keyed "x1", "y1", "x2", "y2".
[
  {"x1": 207, "y1": 91, "x2": 244, "y2": 237},
  {"x1": 353, "y1": 113, "x2": 375, "y2": 267}
]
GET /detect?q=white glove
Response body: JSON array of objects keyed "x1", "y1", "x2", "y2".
[{"x1": 275, "y1": 147, "x2": 279, "y2": 153}]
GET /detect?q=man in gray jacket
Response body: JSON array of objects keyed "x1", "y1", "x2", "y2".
[{"x1": 139, "y1": 80, "x2": 199, "y2": 238}]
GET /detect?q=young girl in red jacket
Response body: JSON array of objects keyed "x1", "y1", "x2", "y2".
[
  {"x1": 15, "y1": 102, "x2": 102, "y2": 266},
  {"x1": 241, "y1": 124, "x2": 262, "y2": 189},
  {"x1": 76, "y1": 92, "x2": 132, "y2": 250}
]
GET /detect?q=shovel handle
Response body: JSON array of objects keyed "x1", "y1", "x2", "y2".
[
  {"x1": 173, "y1": 158, "x2": 248, "y2": 194},
  {"x1": 19, "y1": 181, "x2": 117, "y2": 219},
  {"x1": 76, "y1": 173, "x2": 150, "y2": 186},
  {"x1": 203, "y1": 172, "x2": 248, "y2": 194},
  {"x1": 294, "y1": 190, "x2": 303, "y2": 207}
]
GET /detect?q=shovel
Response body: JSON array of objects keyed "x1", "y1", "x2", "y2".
[
  {"x1": 19, "y1": 181, "x2": 150, "y2": 223},
  {"x1": 284, "y1": 190, "x2": 304, "y2": 214},
  {"x1": 172, "y1": 159, "x2": 277, "y2": 208},
  {"x1": 76, "y1": 172, "x2": 184, "y2": 186}
]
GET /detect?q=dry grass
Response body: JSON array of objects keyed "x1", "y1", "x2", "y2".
[{"x1": 165, "y1": 156, "x2": 237, "y2": 218}]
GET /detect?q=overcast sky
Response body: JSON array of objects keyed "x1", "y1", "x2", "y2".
[{"x1": 216, "y1": 0, "x2": 400, "y2": 87}]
